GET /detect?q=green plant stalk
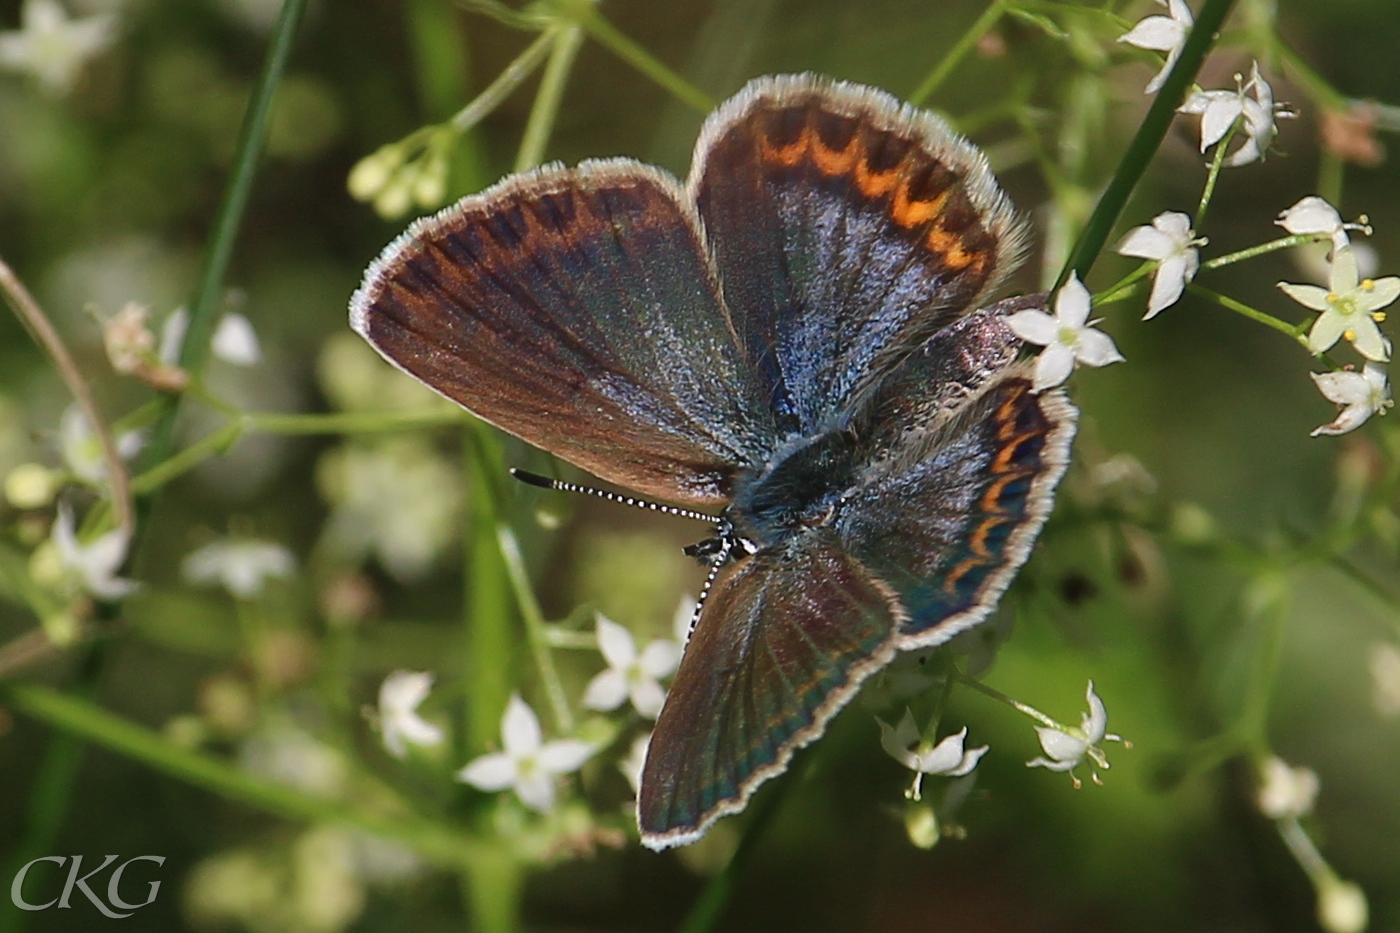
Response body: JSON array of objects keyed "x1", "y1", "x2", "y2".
[
  {"x1": 578, "y1": 8, "x2": 712, "y2": 113},
  {"x1": 460, "y1": 846, "x2": 523, "y2": 933},
  {"x1": 1201, "y1": 233, "x2": 1329, "y2": 271},
  {"x1": 129, "y1": 420, "x2": 244, "y2": 495},
  {"x1": 1187, "y1": 284, "x2": 1307, "y2": 343},
  {"x1": 0, "y1": 682, "x2": 483, "y2": 868},
  {"x1": 1059, "y1": 0, "x2": 1239, "y2": 287},
  {"x1": 953, "y1": 671, "x2": 1078, "y2": 734},
  {"x1": 463, "y1": 427, "x2": 514, "y2": 752},
  {"x1": 452, "y1": 30, "x2": 555, "y2": 134},
  {"x1": 910, "y1": 0, "x2": 1010, "y2": 106},
  {"x1": 497, "y1": 525, "x2": 573, "y2": 734},
  {"x1": 408, "y1": 0, "x2": 470, "y2": 121},
  {"x1": 1195, "y1": 122, "x2": 1235, "y2": 227},
  {"x1": 513, "y1": 24, "x2": 584, "y2": 173}
]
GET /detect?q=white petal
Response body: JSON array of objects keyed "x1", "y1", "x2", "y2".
[
  {"x1": 1075, "y1": 329, "x2": 1125, "y2": 368},
  {"x1": 537, "y1": 739, "x2": 594, "y2": 775},
  {"x1": 1026, "y1": 754, "x2": 1080, "y2": 772},
  {"x1": 1359, "y1": 276, "x2": 1400, "y2": 313},
  {"x1": 877, "y1": 712, "x2": 921, "y2": 770},
  {"x1": 1200, "y1": 96, "x2": 1243, "y2": 150},
  {"x1": 639, "y1": 640, "x2": 681, "y2": 679},
  {"x1": 1362, "y1": 363, "x2": 1390, "y2": 398},
  {"x1": 1118, "y1": 17, "x2": 1182, "y2": 52},
  {"x1": 1152, "y1": 211, "x2": 1194, "y2": 243},
  {"x1": 52, "y1": 503, "x2": 81, "y2": 566},
  {"x1": 1311, "y1": 403, "x2": 1372, "y2": 437},
  {"x1": 1308, "y1": 311, "x2": 1350, "y2": 356},
  {"x1": 1054, "y1": 274, "x2": 1094, "y2": 328},
  {"x1": 1166, "y1": 0, "x2": 1193, "y2": 23},
  {"x1": 629, "y1": 677, "x2": 668, "y2": 719},
  {"x1": 1277, "y1": 282, "x2": 1330, "y2": 313},
  {"x1": 500, "y1": 694, "x2": 542, "y2": 757},
  {"x1": 456, "y1": 753, "x2": 516, "y2": 791},
  {"x1": 513, "y1": 771, "x2": 556, "y2": 812},
  {"x1": 1082, "y1": 682, "x2": 1109, "y2": 744},
  {"x1": 1033, "y1": 342, "x2": 1078, "y2": 392},
  {"x1": 1007, "y1": 309, "x2": 1060, "y2": 346},
  {"x1": 1277, "y1": 196, "x2": 1342, "y2": 236},
  {"x1": 212, "y1": 313, "x2": 262, "y2": 366},
  {"x1": 1145, "y1": 254, "x2": 1191, "y2": 318},
  {"x1": 159, "y1": 307, "x2": 189, "y2": 365},
  {"x1": 1116, "y1": 224, "x2": 1175, "y2": 261},
  {"x1": 1330, "y1": 248, "x2": 1360, "y2": 293},
  {"x1": 380, "y1": 670, "x2": 433, "y2": 713},
  {"x1": 1311, "y1": 371, "x2": 1372, "y2": 407},
  {"x1": 594, "y1": 615, "x2": 638, "y2": 669},
  {"x1": 1347, "y1": 316, "x2": 1390, "y2": 362},
  {"x1": 1223, "y1": 135, "x2": 1263, "y2": 168},
  {"x1": 946, "y1": 743, "x2": 990, "y2": 778},
  {"x1": 917, "y1": 728, "x2": 970, "y2": 775},
  {"x1": 1034, "y1": 725, "x2": 1088, "y2": 763},
  {"x1": 582, "y1": 669, "x2": 628, "y2": 712}
]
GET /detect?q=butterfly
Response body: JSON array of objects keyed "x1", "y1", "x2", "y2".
[{"x1": 350, "y1": 74, "x2": 1077, "y2": 850}]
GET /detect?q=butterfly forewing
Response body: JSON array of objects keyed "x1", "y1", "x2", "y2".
[
  {"x1": 351, "y1": 160, "x2": 776, "y2": 506},
  {"x1": 689, "y1": 75, "x2": 1027, "y2": 433}
]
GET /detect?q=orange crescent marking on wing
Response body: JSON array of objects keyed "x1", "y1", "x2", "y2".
[
  {"x1": 890, "y1": 176, "x2": 948, "y2": 229},
  {"x1": 810, "y1": 128, "x2": 861, "y2": 177},
  {"x1": 923, "y1": 225, "x2": 977, "y2": 272},
  {"x1": 942, "y1": 555, "x2": 981, "y2": 593},
  {"x1": 759, "y1": 124, "x2": 814, "y2": 168},
  {"x1": 968, "y1": 513, "x2": 1009, "y2": 558},
  {"x1": 992, "y1": 429, "x2": 1041, "y2": 475}
]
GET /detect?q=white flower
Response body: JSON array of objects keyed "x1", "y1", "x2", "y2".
[
  {"x1": 316, "y1": 437, "x2": 461, "y2": 582},
  {"x1": 1277, "y1": 196, "x2": 1370, "y2": 253},
  {"x1": 1256, "y1": 756, "x2": 1319, "y2": 820},
  {"x1": 1008, "y1": 273, "x2": 1125, "y2": 392},
  {"x1": 879, "y1": 711, "x2": 988, "y2": 800},
  {"x1": 58, "y1": 404, "x2": 143, "y2": 485},
  {"x1": 160, "y1": 307, "x2": 263, "y2": 367},
  {"x1": 1026, "y1": 681, "x2": 1125, "y2": 786},
  {"x1": 51, "y1": 503, "x2": 137, "y2": 600},
  {"x1": 1279, "y1": 247, "x2": 1399, "y2": 361},
  {"x1": 182, "y1": 538, "x2": 296, "y2": 598},
  {"x1": 455, "y1": 695, "x2": 593, "y2": 812},
  {"x1": 239, "y1": 721, "x2": 346, "y2": 796},
  {"x1": 376, "y1": 671, "x2": 444, "y2": 759},
  {"x1": 1179, "y1": 62, "x2": 1292, "y2": 167},
  {"x1": 583, "y1": 614, "x2": 682, "y2": 719},
  {"x1": 1316, "y1": 876, "x2": 1369, "y2": 933},
  {"x1": 1118, "y1": 0, "x2": 1193, "y2": 95},
  {"x1": 0, "y1": 0, "x2": 115, "y2": 95},
  {"x1": 620, "y1": 732, "x2": 650, "y2": 794},
  {"x1": 1369, "y1": 642, "x2": 1400, "y2": 718},
  {"x1": 1115, "y1": 211, "x2": 1204, "y2": 318},
  {"x1": 1309, "y1": 364, "x2": 1392, "y2": 437}
]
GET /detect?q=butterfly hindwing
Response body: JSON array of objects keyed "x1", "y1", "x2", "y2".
[
  {"x1": 351, "y1": 160, "x2": 777, "y2": 506},
  {"x1": 689, "y1": 74, "x2": 1027, "y2": 432},
  {"x1": 638, "y1": 529, "x2": 905, "y2": 849},
  {"x1": 837, "y1": 360, "x2": 1077, "y2": 643}
]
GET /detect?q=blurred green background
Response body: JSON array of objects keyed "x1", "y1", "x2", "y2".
[{"x1": 1, "y1": 0, "x2": 1399, "y2": 930}]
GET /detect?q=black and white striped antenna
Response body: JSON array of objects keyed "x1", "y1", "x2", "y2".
[{"x1": 508, "y1": 469, "x2": 720, "y2": 525}]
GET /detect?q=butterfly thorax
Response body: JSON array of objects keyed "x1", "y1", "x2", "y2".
[{"x1": 727, "y1": 429, "x2": 861, "y2": 548}]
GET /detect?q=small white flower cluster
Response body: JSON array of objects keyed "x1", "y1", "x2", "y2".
[
  {"x1": 0, "y1": 0, "x2": 115, "y2": 96},
  {"x1": 376, "y1": 598, "x2": 694, "y2": 814}
]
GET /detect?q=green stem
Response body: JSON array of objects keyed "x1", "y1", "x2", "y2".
[
  {"x1": 0, "y1": 682, "x2": 482, "y2": 868},
  {"x1": 1094, "y1": 261, "x2": 1155, "y2": 306},
  {"x1": 910, "y1": 0, "x2": 1010, "y2": 106},
  {"x1": 1059, "y1": 0, "x2": 1238, "y2": 286},
  {"x1": 463, "y1": 427, "x2": 513, "y2": 753},
  {"x1": 460, "y1": 848, "x2": 523, "y2": 933},
  {"x1": 1187, "y1": 284, "x2": 1308, "y2": 343},
  {"x1": 1195, "y1": 122, "x2": 1235, "y2": 227},
  {"x1": 1201, "y1": 233, "x2": 1328, "y2": 271},
  {"x1": 451, "y1": 31, "x2": 555, "y2": 134},
  {"x1": 953, "y1": 672, "x2": 1075, "y2": 734},
  {"x1": 497, "y1": 525, "x2": 573, "y2": 734},
  {"x1": 513, "y1": 24, "x2": 583, "y2": 173},
  {"x1": 129, "y1": 420, "x2": 245, "y2": 495},
  {"x1": 578, "y1": 8, "x2": 712, "y2": 113}
]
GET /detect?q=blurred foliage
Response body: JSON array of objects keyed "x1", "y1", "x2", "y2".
[{"x1": 1, "y1": 0, "x2": 1399, "y2": 932}]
